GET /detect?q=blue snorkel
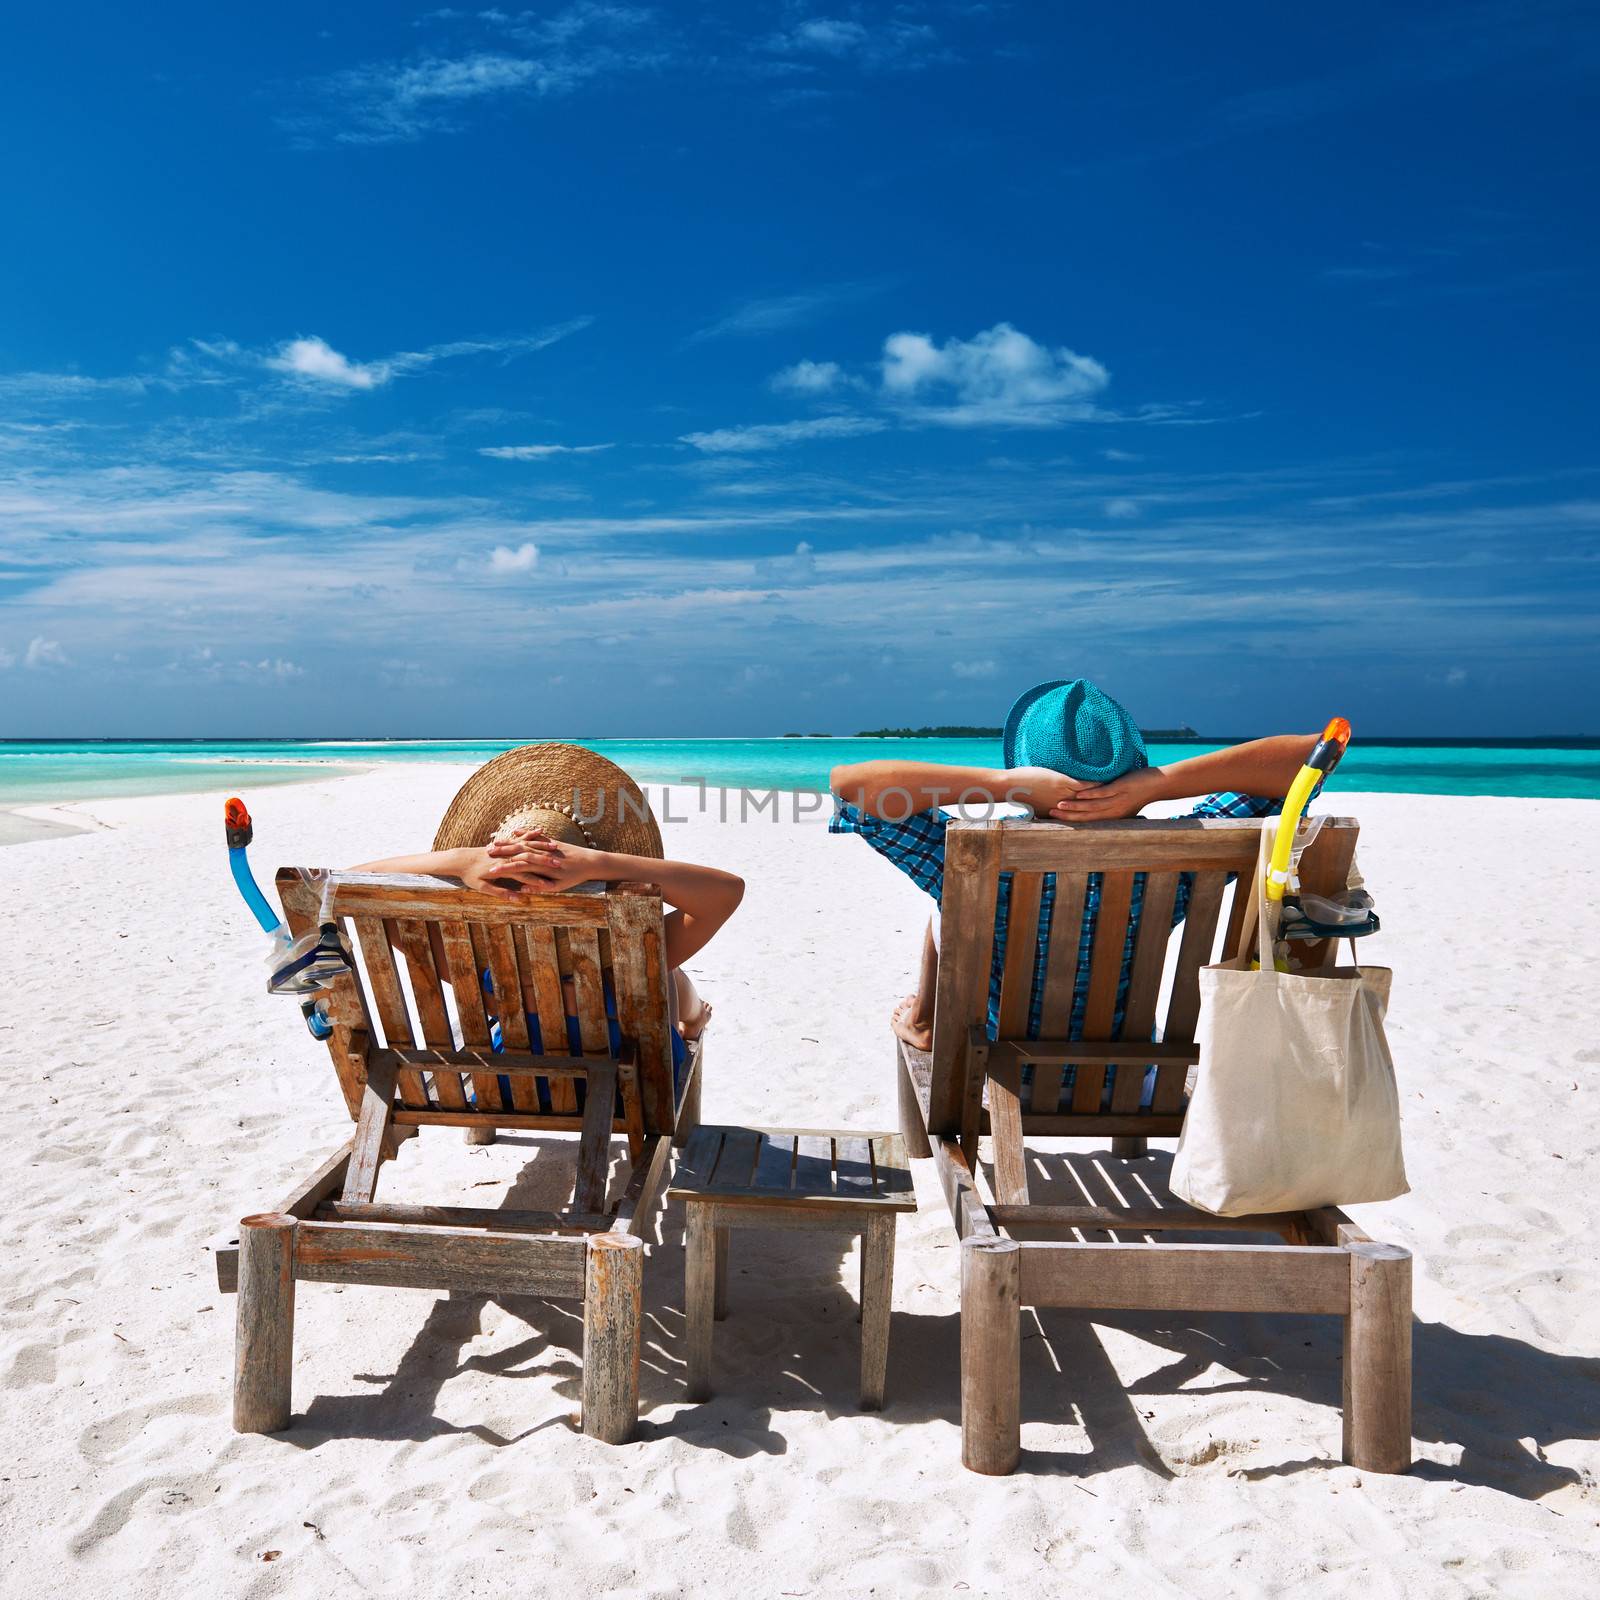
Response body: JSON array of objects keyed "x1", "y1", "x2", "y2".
[
  {"x1": 225, "y1": 797, "x2": 337, "y2": 1040},
  {"x1": 225, "y1": 797, "x2": 283, "y2": 937}
]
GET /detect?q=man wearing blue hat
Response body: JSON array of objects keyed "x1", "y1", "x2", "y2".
[{"x1": 830, "y1": 679, "x2": 1322, "y2": 1050}]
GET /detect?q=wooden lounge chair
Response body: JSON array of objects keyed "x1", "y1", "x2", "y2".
[
  {"x1": 895, "y1": 814, "x2": 1413, "y2": 1476},
  {"x1": 215, "y1": 870, "x2": 702, "y2": 1443}
]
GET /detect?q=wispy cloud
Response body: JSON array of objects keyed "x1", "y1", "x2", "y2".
[
  {"x1": 685, "y1": 283, "x2": 881, "y2": 345},
  {"x1": 0, "y1": 371, "x2": 149, "y2": 402},
  {"x1": 769, "y1": 359, "x2": 849, "y2": 395},
  {"x1": 762, "y1": 16, "x2": 952, "y2": 72},
  {"x1": 263, "y1": 322, "x2": 591, "y2": 390},
  {"x1": 479, "y1": 442, "x2": 614, "y2": 460},
  {"x1": 679, "y1": 415, "x2": 887, "y2": 453},
  {"x1": 24, "y1": 637, "x2": 71, "y2": 670},
  {"x1": 0, "y1": 322, "x2": 592, "y2": 421},
  {"x1": 288, "y1": 5, "x2": 663, "y2": 145}
]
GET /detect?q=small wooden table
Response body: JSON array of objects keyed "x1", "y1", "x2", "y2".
[{"x1": 668, "y1": 1125, "x2": 917, "y2": 1410}]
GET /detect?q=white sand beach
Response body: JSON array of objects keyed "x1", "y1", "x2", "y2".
[{"x1": 2, "y1": 766, "x2": 1597, "y2": 1598}]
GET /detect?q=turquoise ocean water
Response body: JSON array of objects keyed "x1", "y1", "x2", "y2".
[{"x1": 2, "y1": 736, "x2": 1598, "y2": 811}]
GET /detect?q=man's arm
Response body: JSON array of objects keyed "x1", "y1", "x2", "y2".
[
  {"x1": 830, "y1": 759, "x2": 1090, "y2": 820},
  {"x1": 1048, "y1": 733, "x2": 1320, "y2": 821}
]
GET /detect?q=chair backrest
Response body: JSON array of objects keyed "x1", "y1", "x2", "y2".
[
  {"x1": 276, "y1": 871, "x2": 676, "y2": 1137},
  {"x1": 925, "y1": 815, "x2": 1359, "y2": 1140}
]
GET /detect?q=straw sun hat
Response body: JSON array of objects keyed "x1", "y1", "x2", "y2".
[{"x1": 432, "y1": 743, "x2": 663, "y2": 860}]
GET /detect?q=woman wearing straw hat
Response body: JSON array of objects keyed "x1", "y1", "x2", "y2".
[{"x1": 353, "y1": 743, "x2": 743, "y2": 1044}]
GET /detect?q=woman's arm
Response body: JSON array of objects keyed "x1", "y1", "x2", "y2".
[
  {"x1": 830, "y1": 759, "x2": 1090, "y2": 820},
  {"x1": 349, "y1": 844, "x2": 560, "y2": 896},
  {"x1": 1048, "y1": 733, "x2": 1321, "y2": 821},
  {"x1": 487, "y1": 833, "x2": 744, "y2": 969}
]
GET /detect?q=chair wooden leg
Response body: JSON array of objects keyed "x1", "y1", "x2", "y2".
[
  {"x1": 685, "y1": 1204, "x2": 716, "y2": 1401},
  {"x1": 859, "y1": 1214, "x2": 896, "y2": 1411},
  {"x1": 464, "y1": 1126, "x2": 496, "y2": 1146},
  {"x1": 673, "y1": 1048, "x2": 704, "y2": 1149},
  {"x1": 898, "y1": 1054, "x2": 932, "y2": 1160},
  {"x1": 582, "y1": 1233, "x2": 643, "y2": 1443},
  {"x1": 960, "y1": 1236, "x2": 1021, "y2": 1475},
  {"x1": 713, "y1": 1225, "x2": 730, "y2": 1320},
  {"x1": 1343, "y1": 1242, "x2": 1413, "y2": 1472},
  {"x1": 233, "y1": 1213, "x2": 297, "y2": 1434}
]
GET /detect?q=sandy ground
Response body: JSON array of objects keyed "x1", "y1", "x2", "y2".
[{"x1": 1, "y1": 766, "x2": 1597, "y2": 1598}]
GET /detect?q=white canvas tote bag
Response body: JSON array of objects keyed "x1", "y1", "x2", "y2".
[{"x1": 1169, "y1": 826, "x2": 1408, "y2": 1217}]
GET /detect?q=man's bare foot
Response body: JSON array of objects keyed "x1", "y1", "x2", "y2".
[{"x1": 891, "y1": 994, "x2": 933, "y2": 1052}]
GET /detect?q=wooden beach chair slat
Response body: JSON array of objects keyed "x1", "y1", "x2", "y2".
[
  {"x1": 606, "y1": 890, "x2": 676, "y2": 1137},
  {"x1": 352, "y1": 917, "x2": 430, "y2": 1109},
  {"x1": 439, "y1": 919, "x2": 502, "y2": 1116},
  {"x1": 1071, "y1": 870, "x2": 1135, "y2": 1113},
  {"x1": 574, "y1": 1057, "x2": 618, "y2": 1213},
  {"x1": 1155, "y1": 871, "x2": 1227, "y2": 1114},
  {"x1": 392, "y1": 917, "x2": 465, "y2": 1109},
  {"x1": 1109, "y1": 870, "x2": 1179, "y2": 1115},
  {"x1": 997, "y1": 871, "x2": 1043, "y2": 1039},
  {"x1": 987, "y1": 1054, "x2": 1029, "y2": 1205},
  {"x1": 568, "y1": 925, "x2": 610, "y2": 1056},
  {"x1": 1030, "y1": 869, "x2": 1087, "y2": 1115},
  {"x1": 1221, "y1": 870, "x2": 1253, "y2": 965},
  {"x1": 518, "y1": 923, "x2": 577, "y2": 1113},
  {"x1": 483, "y1": 923, "x2": 537, "y2": 1112}
]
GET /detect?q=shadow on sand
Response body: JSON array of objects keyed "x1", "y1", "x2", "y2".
[{"x1": 280, "y1": 1138, "x2": 1597, "y2": 1499}]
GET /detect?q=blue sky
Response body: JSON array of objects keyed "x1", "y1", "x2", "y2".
[{"x1": 2, "y1": 2, "x2": 1596, "y2": 737}]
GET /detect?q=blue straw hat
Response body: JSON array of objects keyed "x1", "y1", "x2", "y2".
[{"x1": 1002, "y1": 680, "x2": 1147, "y2": 783}]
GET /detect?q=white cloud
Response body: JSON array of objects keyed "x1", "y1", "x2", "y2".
[
  {"x1": 479, "y1": 442, "x2": 614, "y2": 459},
  {"x1": 25, "y1": 637, "x2": 70, "y2": 669},
  {"x1": 1104, "y1": 498, "x2": 1141, "y2": 519},
  {"x1": 951, "y1": 658, "x2": 997, "y2": 679},
  {"x1": 489, "y1": 542, "x2": 540, "y2": 572},
  {"x1": 0, "y1": 644, "x2": 14, "y2": 669},
  {"x1": 880, "y1": 322, "x2": 1110, "y2": 427},
  {"x1": 259, "y1": 320, "x2": 591, "y2": 393},
  {"x1": 765, "y1": 17, "x2": 946, "y2": 70},
  {"x1": 267, "y1": 336, "x2": 395, "y2": 389},
  {"x1": 680, "y1": 416, "x2": 886, "y2": 454},
  {"x1": 246, "y1": 658, "x2": 305, "y2": 681},
  {"x1": 295, "y1": 8, "x2": 661, "y2": 146},
  {"x1": 685, "y1": 282, "x2": 880, "y2": 345},
  {"x1": 769, "y1": 359, "x2": 845, "y2": 395}
]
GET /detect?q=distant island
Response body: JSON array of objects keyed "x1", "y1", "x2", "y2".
[
  {"x1": 853, "y1": 725, "x2": 1003, "y2": 738},
  {"x1": 848, "y1": 724, "x2": 1199, "y2": 740}
]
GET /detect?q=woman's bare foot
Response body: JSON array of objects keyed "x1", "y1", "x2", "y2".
[
  {"x1": 891, "y1": 994, "x2": 933, "y2": 1052},
  {"x1": 679, "y1": 1000, "x2": 712, "y2": 1041},
  {"x1": 673, "y1": 967, "x2": 712, "y2": 1039}
]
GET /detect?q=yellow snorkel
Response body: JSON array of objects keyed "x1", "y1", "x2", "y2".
[
  {"x1": 1254, "y1": 718, "x2": 1353, "y2": 972},
  {"x1": 1266, "y1": 716, "x2": 1353, "y2": 904}
]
